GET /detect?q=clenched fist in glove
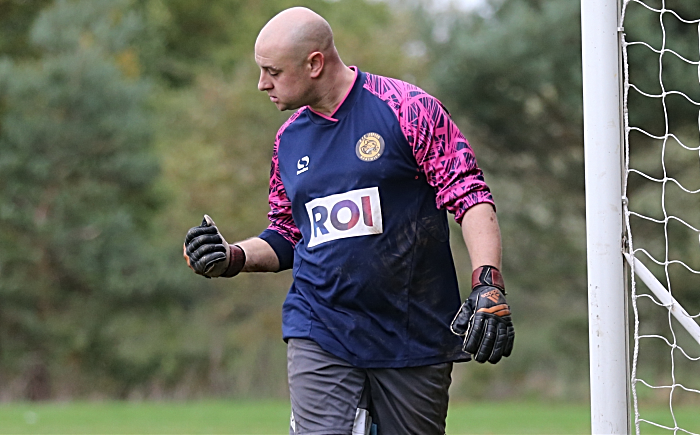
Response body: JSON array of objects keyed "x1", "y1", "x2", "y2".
[
  {"x1": 183, "y1": 215, "x2": 246, "y2": 278},
  {"x1": 451, "y1": 265, "x2": 514, "y2": 364}
]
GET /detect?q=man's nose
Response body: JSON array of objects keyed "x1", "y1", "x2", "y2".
[{"x1": 258, "y1": 72, "x2": 271, "y2": 91}]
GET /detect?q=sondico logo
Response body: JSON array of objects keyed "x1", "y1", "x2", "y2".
[
  {"x1": 305, "y1": 187, "x2": 383, "y2": 248},
  {"x1": 297, "y1": 156, "x2": 310, "y2": 175},
  {"x1": 355, "y1": 132, "x2": 384, "y2": 161}
]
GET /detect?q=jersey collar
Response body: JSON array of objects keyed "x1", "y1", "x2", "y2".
[{"x1": 307, "y1": 66, "x2": 364, "y2": 124}]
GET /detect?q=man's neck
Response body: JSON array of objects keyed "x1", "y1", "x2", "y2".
[{"x1": 308, "y1": 66, "x2": 356, "y2": 117}]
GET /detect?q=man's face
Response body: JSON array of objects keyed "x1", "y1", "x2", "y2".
[{"x1": 255, "y1": 42, "x2": 313, "y2": 111}]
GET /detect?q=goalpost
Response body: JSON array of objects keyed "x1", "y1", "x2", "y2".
[
  {"x1": 581, "y1": 0, "x2": 630, "y2": 433},
  {"x1": 583, "y1": 1, "x2": 700, "y2": 434}
]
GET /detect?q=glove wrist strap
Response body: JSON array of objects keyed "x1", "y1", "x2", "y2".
[
  {"x1": 222, "y1": 245, "x2": 246, "y2": 277},
  {"x1": 472, "y1": 265, "x2": 505, "y2": 292}
]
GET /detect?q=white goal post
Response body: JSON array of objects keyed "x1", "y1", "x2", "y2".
[
  {"x1": 581, "y1": 1, "x2": 631, "y2": 434},
  {"x1": 583, "y1": 1, "x2": 700, "y2": 434}
]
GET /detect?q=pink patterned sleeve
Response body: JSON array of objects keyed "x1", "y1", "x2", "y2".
[
  {"x1": 364, "y1": 74, "x2": 494, "y2": 223},
  {"x1": 266, "y1": 111, "x2": 303, "y2": 245}
]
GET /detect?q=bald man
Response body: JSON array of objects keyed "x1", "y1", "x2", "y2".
[{"x1": 184, "y1": 7, "x2": 514, "y2": 435}]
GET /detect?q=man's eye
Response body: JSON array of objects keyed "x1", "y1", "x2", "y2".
[{"x1": 268, "y1": 70, "x2": 278, "y2": 76}]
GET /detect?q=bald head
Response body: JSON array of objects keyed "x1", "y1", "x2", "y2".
[
  {"x1": 256, "y1": 7, "x2": 336, "y2": 64},
  {"x1": 255, "y1": 7, "x2": 354, "y2": 113}
]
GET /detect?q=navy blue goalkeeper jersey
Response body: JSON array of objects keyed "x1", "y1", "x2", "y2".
[{"x1": 259, "y1": 67, "x2": 494, "y2": 368}]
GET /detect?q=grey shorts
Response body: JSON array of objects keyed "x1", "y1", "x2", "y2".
[{"x1": 287, "y1": 338, "x2": 452, "y2": 435}]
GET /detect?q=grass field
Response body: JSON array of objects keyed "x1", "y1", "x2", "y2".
[{"x1": 0, "y1": 400, "x2": 698, "y2": 434}]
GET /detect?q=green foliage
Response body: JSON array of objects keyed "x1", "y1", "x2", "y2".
[
  {"x1": 423, "y1": 0, "x2": 589, "y2": 399},
  {"x1": 0, "y1": 0, "x2": 53, "y2": 59},
  {"x1": 0, "y1": 0, "x2": 426, "y2": 400},
  {"x1": 0, "y1": 0, "x2": 196, "y2": 399},
  {"x1": 427, "y1": 0, "x2": 699, "y2": 401}
]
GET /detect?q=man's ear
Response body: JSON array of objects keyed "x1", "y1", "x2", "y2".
[{"x1": 308, "y1": 51, "x2": 324, "y2": 78}]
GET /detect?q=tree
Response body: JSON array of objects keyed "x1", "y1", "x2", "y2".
[
  {"x1": 0, "y1": 0, "x2": 53, "y2": 60},
  {"x1": 422, "y1": 0, "x2": 590, "y2": 399},
  {"x1": 0, "y1": 0, "x2": 195, "y2": 399},
  {"x1": 424, "y1": 0, "x2": 700, "y2": 400},
  {"x1": 0, "y1": 0, "x2": 431, "y2": 400}
]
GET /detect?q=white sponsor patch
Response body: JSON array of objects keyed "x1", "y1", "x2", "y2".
[{"x1": 305, "y1": 187, "x2": 383, "y2": 248}]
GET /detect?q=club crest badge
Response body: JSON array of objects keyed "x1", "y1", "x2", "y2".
[{"x1": 355, "y1": 132, "x2": 385, "y2": 162}]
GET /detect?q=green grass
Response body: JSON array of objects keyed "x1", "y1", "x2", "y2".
[
  {"x1": 447, "y1": 401, "x2": 592, "y2": 434},
  {"x1": 0, "y1": 400, "x2": 698, "y2": 434},
  {"x1": 0, "y1": 401, "x2": 289, "y2": 434}
]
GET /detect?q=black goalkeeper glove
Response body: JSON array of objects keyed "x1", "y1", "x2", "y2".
[
  {"x1": 451, "y1": 265, "x2": 514, "y2": 364},
  {"x1": 183, "y1": 215, "x2": 245, "y2": 278}
]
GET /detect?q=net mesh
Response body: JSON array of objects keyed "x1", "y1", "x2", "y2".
[{"x1": 620, "y1": 0, "x2": 700, "y2": 433}]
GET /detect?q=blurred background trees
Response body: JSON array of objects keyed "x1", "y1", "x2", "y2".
[
  {"x1": 0, "y1": 0, "x2": 200, "y2": 400},
  {"x1": 425, "y1": 0, "x2": 590, "y2": 399},
  {"x1": 0, "y1": 0, "x2": 696, "y2": 403}
]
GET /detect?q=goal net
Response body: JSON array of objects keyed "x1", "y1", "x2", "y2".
[{"x1": 620, "y1": 0, "x2": 700, "y2": 433}]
